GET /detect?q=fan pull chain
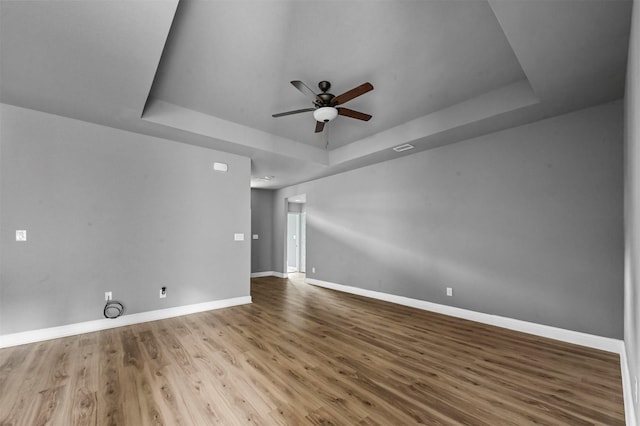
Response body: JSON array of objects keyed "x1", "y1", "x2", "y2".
[{"x1": 325, "y1": 124, "x2": 330, "y2": 150}]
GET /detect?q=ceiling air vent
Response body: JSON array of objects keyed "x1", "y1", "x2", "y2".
[{"x1": 392, "y1": 144, "x2": 415, "y2": 153}]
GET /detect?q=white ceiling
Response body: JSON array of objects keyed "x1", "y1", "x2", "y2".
[{"x1": 0, "y1": 0, "x2": 632, "y2": 189}]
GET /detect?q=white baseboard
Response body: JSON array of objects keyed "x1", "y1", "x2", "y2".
[
  {"x1": 305, "y1": 278, "x2": 623, "y2": 354},
  {"x1": 250, "y1": 271, "x2": 288, "y2": 279},
  {"x1": 251, "y1": 271, "x2": 275, "y2": 278},
  {"x1": 0, "y1": 296, "x2": 252, "y2": 349},
  {"x1": 620, "y1": 346, "x2": 638, "y2": 426}
]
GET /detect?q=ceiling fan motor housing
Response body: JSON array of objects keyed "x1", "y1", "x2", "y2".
[{"x1": 316, "y1": 81, "x2": 335, "y2": 106}]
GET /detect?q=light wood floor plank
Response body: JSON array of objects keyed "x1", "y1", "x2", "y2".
[{"x1": 0, "y1": 274, "x2": 625, "y2": 425}]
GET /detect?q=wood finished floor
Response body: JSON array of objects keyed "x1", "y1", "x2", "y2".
[{"x1": 0, "y1": 274, "x2": 625, "y2": 425}]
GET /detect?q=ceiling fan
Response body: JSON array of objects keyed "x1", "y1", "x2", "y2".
[{"x1": 272, "y1": 80, "x2": 374, "y2": 133}]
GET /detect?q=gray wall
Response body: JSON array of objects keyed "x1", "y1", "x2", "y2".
[
  {"x1": 275, "y1": 101, "x2": 624, "y2": 338},
  {"x1": 0, "y1": 104, "x2": 251, "y2": 335},
  {"x1": 625, "y1": 0, "x2": 640, "y2": 420},
  {"x1": 288, "y1": 202, "x2": 305, "y2": 213},
  {"x1": 250, "y1": 189, "x2": 274, "y2": 273}
]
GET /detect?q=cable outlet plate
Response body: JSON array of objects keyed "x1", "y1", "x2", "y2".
[
  {"x1": 160, "y1": 287, "x2": 167, "y2": 299},
  {"x1": 105, "y1": 291, "x2": 112, "y2": 301}
]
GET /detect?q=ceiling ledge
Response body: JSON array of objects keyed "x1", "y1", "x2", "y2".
[
  {"x1": 142, "y1": 98, "x2": 329, "y2": 165},
  {"x1": 328, "y1": 79, "x2": 538, "y2": 167}
]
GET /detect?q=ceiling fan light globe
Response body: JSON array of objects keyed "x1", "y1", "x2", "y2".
[{"x1": 313, "y1": 107, "x2": 338, "y2": 123}]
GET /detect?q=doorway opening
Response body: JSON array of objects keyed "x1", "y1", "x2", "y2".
[{"x1": 286, "y1": 195, "x2": 306, "y2": 275}]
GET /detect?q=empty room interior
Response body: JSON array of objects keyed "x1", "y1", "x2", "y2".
[{"x1": 1, "y1": 0, "x2": 640, "y2": 424}]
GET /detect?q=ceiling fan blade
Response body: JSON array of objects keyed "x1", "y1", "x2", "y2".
[
  {"x1": 337, "y1": 107, "x2": 372, "y2": 121},
  {"x1": 272, "y1": 107, "x2": 315, "y2": 118},
  {"x1": 315, "y1": 121, "x2": 325, "y2": 133},
  {"x1": 331, "y1": 82, "x2": 374, "y2": 106},
  {"x1": 291, "y1": 80, "x2": 320, "y2": 102}
]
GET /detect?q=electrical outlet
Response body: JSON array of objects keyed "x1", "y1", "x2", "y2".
[
  {"x1": 160, "y1": 287, "x2": 167, "y2": 299},
  {"x1": 105, "y1": 291, "x2": 112, "y2": 301},
  {"x1": 312, "y1": 267, "x2": 316, "y2": 274},
  {"x1": 446, "y1": 287, "x2": 453, "y2": 297}
]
